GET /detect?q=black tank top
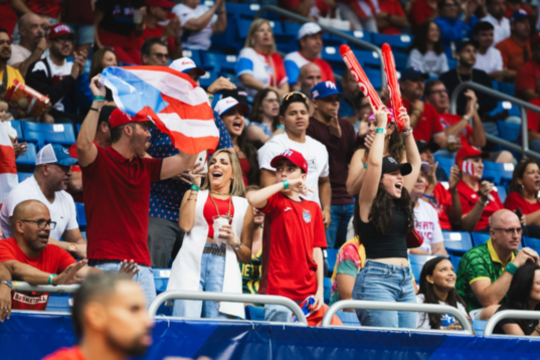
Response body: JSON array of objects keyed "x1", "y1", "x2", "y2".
[{"x1": 359, "y1": 201, "x2": 409, "y2": 259}]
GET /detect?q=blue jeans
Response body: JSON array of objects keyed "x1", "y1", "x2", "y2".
[
  {"x1": 264, "y1": 304, "x2": 293, "y2": 322},
  {"x1": 326, "y1": 203, "x2": 355, "y2": 249},
  {"x1": 172, "y1": 243, "x2": 233, "y2": 319},
  {"x1": 352, "y1": 260, "x2": 416, "y2": 329},
  {"x1": 93, "y1": 262, "x2": 156, "y2": 306}
]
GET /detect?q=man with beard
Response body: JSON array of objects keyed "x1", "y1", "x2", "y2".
[
  {"x1": 0, "y1": 28, "x2": 25, "y2": 93},
  {"x1": 25, "y1": 23, "x2": 87, "y2": 122},
  {"x1": 77, "y1": 77, "x2": 198, "y2": 304},
  {"x1": 7, "y1": 13, "x2": 47, "y2": 78},
  {"x1": 42, "y1": 273, "x2": 153, "y2": 360},
  {"x1": 0, "y1": 144, "x2": 87, "y2": 258}
]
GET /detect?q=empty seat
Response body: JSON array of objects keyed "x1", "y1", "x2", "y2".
[
  {"x1": 496, "y1": 120, "x2": 520, "y2": 143},
  {"x1": 352, "y1": 49, "x2": 381, "y2": 67},
  {"x1": 498, "y1": 82, "x2": 515, "y2": 97},
  {"x1": 372, "y1": 33, "x2": 413, "y2": 51},
  {"x1": 18, "y1": 172, "x2": 33, "y2": 183},
  {"x1": 75, "y1": 202, "x2": 87, "y2": 228},
  {"x1": 226, "y1": 3, "x2": 261, "y2": 19},
  {"x1": 336, "y1": 311, "x2": 361, "y2": 326},
  {"x1": 433, "y1": 156, "x2": 454, "y2": 178},
  {"x1": 21, "y1": 121, "x2": 76, "y2": 147},
  {"x1": 449, "y1": 253, "x2": 462, "y2": 270},
  {"x1": 283, "y1": 21, "x2": 302, "y2": 37},
  {"x1": 495, "y1": 186, "x2": 507, "y2": 203},
  {"x1": 9, "y1": 120, "x2": 23, "y2": 139},
  {"x1": 199, "y1": 71, "x2": 218, "y2": 89},
  {"x1": 523, "y1": 236, "x2": 540, "y2": 253},
  {"x1": 15, "y1": 142, "x2": 37, "y2": 167},
  {"x1": 410, "y1": 254, "x2": 442, "y2": 280},
  {"x1": 443, "y1": 231, "x2": 473, "y2": 255},
  {"x1": 473, "y1": 320, "x2": 487, "y2": 336},
  {"x1": 245, "y1": 305, "x2": 265, "y2": 320},
  {"x1": 326, "y1": 248, "x2": 338, "y2": 275},
  {"x1": 182, "y1": 49, "x2": 201, "y2": 66},
  {"x1": 364, "y1": 68, "x2": 382, "y2": 89},
  {"x1": 324, "y1": 277, "x2": 332, "y2": 304},
  {"x1": 471, "y1": 232, "x2": 491, "y2": 247},
  {"x1": 393, "y1": 51, "x2": 409, "y2": 70},
  {"x1": 321, "y1": 46, "x2": 344, "y2": 64},
  {"x1": 483, "y1": 161, "x2": 514, "y2": 186},
  {"x1": 153, "y1": 268, "x2": 171, "y2": 293},
  {"x1": 46, "y1": 294, "x2": 71, "y2": 312},
  {"x1": 201, "y1": 52, "x2": 238, "y2": 74}
]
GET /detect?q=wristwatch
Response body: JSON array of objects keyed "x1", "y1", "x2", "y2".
[
  {"x1": 233, "y1": 242, "x2": 242, "y2": 251},
  {"x1": 68, "y1": 243, "x2": 77, "y2": 253},
  {"x1": 0, "y1": 280, "x2": 13, "y2": 289}
]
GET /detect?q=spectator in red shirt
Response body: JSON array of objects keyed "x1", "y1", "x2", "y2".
[
  {"x1": 141, "y1": 0, "x2": 183, "y2": 60},
  {"x1": 515, "y1": 34, "x2": 540, "y2": 101},
  {"x1": 400, "y1": 68, "x2": 447, "y2": 149},
  {"x1": 495, "y1": 10, "x2": 531, "y2": 80},
  {"x1": 455, "y1": 145, "x2": 504, "y2": 231},
  {"x1": 247, "y1": 148, "x2": 326, "y2": 322},
  {"x1": 410, "y1": 0, "x2": 439, "y2": 30},
  {"x1": 524, "y1": 87, "x2": 540, "y2": 154},
  {"x1": 0, "y1": 200, "x2": 106, "y2": 312},
  {"x1": 12, "y1": 0, "x2": 62, "y2": 26},
  {"x1": 376, "y1": 0, "x2": 409, "y2": 35},
  {"x1": 284, "y1": 23, "x2": 335, "y2": 91},
  {"x1": 43, "y1": 273, "x2": 153, "y2": 360},
  {"x1": 7, "y1": 13, "x2": 47, "y2": 78},
  {"x1": 141, "y1": 38, "x2": 169, "y2": 66},
  {"x1": 76, "y1": 77, "x2": 199, "y2": 304},
  {"x1": 505, "y1": 159, "x2": 540, "y2": 238},
  {"x1": 63, "y1": 0, "x2": 94, "y2": 54}
]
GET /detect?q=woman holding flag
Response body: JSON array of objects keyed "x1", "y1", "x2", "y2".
[{"x1": 455, "y1": 145, "x2": 503, "y2": 232}]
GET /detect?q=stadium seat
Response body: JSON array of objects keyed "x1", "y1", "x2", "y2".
[
  {"x1": 483, "y1": 161, "x2": 514, "y2": 186},
  {"x1": 336, "y1": 311, "x2": 361, "y2": 326},
  {"x1": 324, "y1": 277, "x2": 332, "y2": 304},
  {"x1": 473, "y1": 320, "x2": 487, "y2": 336},
  {"x1": 321, "y1": 46, "x2": 344, "y2": 65},
  {"x1": 201, "y1": 52, "x2": 237, "y2": 74},
  {"x1": 352, "y1": 49, "x2": 381, "y2": 67},
  {"x1": 283, "y1": 21, "x2": 302, "y2": 37},
  {"x1": 496, "y1": 120, "x2": 520, "y2": 143},
  {"x1": 471, "y1": 232, "x2": 491, "y2": 247},
  {"x1": 498, "y1": 82, "x2": 515, "y2": 97},
  {"x1": 410, "y1": 254, "x2": 442, "y2": 280},
  {"x1": 182, "y1": 49, "x2": 201, "y2": 66},
  {"x1": 490, "y1": 101, "x2": 521, "y2": 118},
  {"x1": 18, "y1": 172, "x2": 32, "y2": 183},
  {"x1": 153, "y1": 268, "x2": 171, "y2": 293},
  {"x1": 326, "y1": 248, "x2": 338, "y2": 275},
  {"x1": 449, "y1": 253, "x2": 462, "y2": 270},
  {"x1": 523, "y1": 236, "x2": 540, "y2": 253},
  {"x1": 268, "y1": 20, "x2": 284, "y2": 37},
  {"x1": 81, "y1": 231, "x2": 86, "y2": 240},
  {"x1": 340, "y1": 30, "x2": 373, "y2": 44},
  {"x1": 15, "y1": 142, "x2": 37, "y2": 167},
  {"x1": 443, "y1": 231, "x2": 473, "y2": 255},
  {"x1": 365, "y1": 68, "x2": 382, "y2": 89},
  {"x1": 495, "y1": 186, "x2": 507, "y2": 203},
  {"x1": 393, "y1": 51, "x2": 409, "y2": 70},
  {"x1": 447, "y1": 58, "x2": 457, "y2": 69},
  {"x1": 9, "y1": 120, "x2": 23, "y2": 139},
  {"x1": 46, "y1": 294, "x2": 71, "y2": 312},
  {"x1": 21, "y1": 121, "x2": 76, "y2": 147},
  {"x1": 75, "y1": 202, "x2": 87, "y2": 228},
  {"x1": 372, "y1": 33, "x2": 413, "y2": 51},
  {"x1": 226, "y1": 3, "x2": 261, "y2": 19},
  {"x1": 491, "y1": 80, "x2": 500, "y2": 92},
  {"x1": 199, "y1": 71, "x2": 218, "y2": 89},
  {"x1": 245, "y1": 305, "x2": 265, "y2": 320},
  {"x1": 433, "y1": 155, "x2": 454, "y2": 177}
]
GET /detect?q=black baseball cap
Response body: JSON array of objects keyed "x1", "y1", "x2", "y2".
[
  {"x1": 220, "y1": 87, "x2": 251, "y2": 105},
  {"x1": 456, "y1": 39, "x2": 479, "y2": 53},
  {"x1": 382, "y1": 156, "x2": 412, "y2": 175},
  {"x1": 416, "y1": 140, "x2": 439, "y2": 154},
  {"x1": 401, "y1": 68, "x2": 429, "y2": 82}
]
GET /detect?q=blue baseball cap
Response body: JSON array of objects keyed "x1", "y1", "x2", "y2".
[
  {"x1": 311, "y1": 81, "x2": 342, "y2": 100},
  {"x1": 510, "y1": 9, "x2": 528, "y2": 23},
  {"x1": 35, "y1": 144, "x2": 78, "y2": 166},
  {"x1": 400, "y1": 68, "x2": 428, "y2": 82}
]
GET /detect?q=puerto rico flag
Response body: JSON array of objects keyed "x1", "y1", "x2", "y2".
[
  {"x1": 0, "y1": 124, "x2": 17, "y2": 212},
  {"x1": 100, "y1": 66, "x2": 218, "y2": 154},
  {"x1": 461, "y1": 160, "x2": 475, "y2": 176}
]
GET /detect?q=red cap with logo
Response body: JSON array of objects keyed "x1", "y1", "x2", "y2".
[
  {"x1": 108, "y1": 108, "x2": 154, "y2": 129},
  {"x1": 270, "y1": 149, "x2": 309, "y2": 174},
  {"x1": 146, "y1": 0, "x2": 175, "y2": 7},
  {"x1": 48, "y1": 24, "x2": 74, "y2": 40},
  {"x1": 455, "y1": 145, "x2": 489, "y2": 167}
]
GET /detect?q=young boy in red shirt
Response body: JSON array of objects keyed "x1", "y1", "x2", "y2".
[{"x1": 247, "y1": 149, "x2": 327, "y2": 322}]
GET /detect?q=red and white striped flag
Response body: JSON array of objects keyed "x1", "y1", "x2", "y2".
[
  {"x1": 0, "y1": 124, "x2": 17, "y2": 211},
  {"x1": 461, "y1": 160, "x2": 475, "y2": 176}
]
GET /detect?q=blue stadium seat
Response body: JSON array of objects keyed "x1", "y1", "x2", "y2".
[
  {"x1": 21, "y1": 121, "x2": 76, "y2": 147},
  {"x1": 443, "y1": 231, "x2": 473, "y2": 255},
  {"x1": 46, "y1": 294, "x2": 71, "y2": 312},
  {"x1": 447, "y1": 58, "x2": 457, "y2": 70},
  {"x1": 336, "y1": 311, "x2": 361, "y2": 326},
  {"x1": 496, "y1": 186, "x2": 507, "y2": 203},
  {"x1": 182, "y1": 49, "x2": 202, "y2": 66},
  {"x1": 75, "y1": 202, "x2": 87, "y2": 228},
  {"x1": 393, "y1": 51, "x2": 409, "y2": 70},
  {"x1": 324, "y1": 277, "x2": 332, "y2": 304},
  {"x1": 340, "y1": 30, "x2": 373, "y2": 44},
  {"x1": 473, "y1": 320, "x2": 487, "y2": 336},
  {"x1": 523, "y1": 236, "x2": 540, "y2": 253},
  {"x1": 490, "y1": 101, "x2": 521, "y2": 118},
  {"x1": 9, "y1": 120, "x2": 23, "y2": 139},
  {"x1": 498, "y1": 82, "x2": 515, "y2": 97},
  {"x1": 352, "y1": 49, "x2": 381, "y2": 67},
  {"x1": 18, "y1": 172, "x2": 32, "y2": 183},
  {"x1": 226, "y1": 2, "x2": 262, "y2": 19},
  {"x1": 449, "y1": 253, "x2": 462, "y2": 270},
  {"x1": 410, "y1": 254, "x2": 442, "y2": 280},
  {"x1": 326, "y1": 248, "x2": 338, "y2": 274},
  {"x1": 321, "y1": 46, "x2": 344, "y2": 65},
  {"x1": 81, "y1": 231, "x2": 86, "y2": 240},
  {"x1": 245, "y1": 305, "x2": 265, "y2": 320},
  {"x1": 483, "y1": 161, "x2": 514, "y2": 186},
  {"x1": 433, "y1": 155, "x2": 454, "y2": 178},
  {"x1": 496, "y1": 120, "x2": 520, "y2": 143},
  {"x1": 491, "y1": 80, "x2": 500, "y2": 92},
  {"x1": 15, "y1": 142, "x2": 37, "y2": 167},
  {"x1": 201, "y1": 52, "x2": 238, "y2": 74},
  {"x1": 268, "y1": 20, "x2": 284, "y2": 37},
  {"x1": 199, "y1": 71, "x2": 218, "y2": 89},
  {"x1": 365, "y1": 68, "x2": 382, "y2": 89},
  {"x1": 372, "y1": 33, "x2": 413, "y2": 51},
  {"x1": 283, "y1": 21, "x2": 302, "y2": 37},
  {"x1": 153, "y1": 268, "x2": 171, "y2": 293},
  {"x1": 471, "y1": 232, "x2": 491, "y2": 247}
]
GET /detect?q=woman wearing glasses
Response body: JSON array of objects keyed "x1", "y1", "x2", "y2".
[
  {"x1": 247, "y1": 89, "x2": 284, "y2": 147},
  {"x1": 237, "y1": 19, "x2": 289, "y2": 98},
  {"x1": 167, "y1": 149, "x2": 254, "y2": 320}
]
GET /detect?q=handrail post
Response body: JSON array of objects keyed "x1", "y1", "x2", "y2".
[
  {"x1": 12, "y1": 282, "x2": 80, "y2": 294},
  {"x1": 254, "y1": 5, "x2": 385, "y2": 87},
  {"x1": 484, "y1": 309, "x2": 540, "y2": 336},
  {"x1": 521, "y1": 106, "x2": 529, "y2": 154},
  {"x1": 321, "y1": 300, "x2": 473, "y2": 334}
]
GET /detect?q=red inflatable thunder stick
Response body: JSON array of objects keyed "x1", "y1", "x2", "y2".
[
  {"x1": 381, "y1": 43, "x2": 405, "y2": 132},
  {"x1": 339, "y1": 44, "x2": 384, "y2": 113}
]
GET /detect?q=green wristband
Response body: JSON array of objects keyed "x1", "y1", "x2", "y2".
[
  {"x1": 505, "y1": 262, "x2": 518, "y2": 275},
  {"x1": 190, "y1": 184, "x2": 199, "y2": 192},
  {"x1": 276, "y1": 125, "x2": 285, "y2": 130},
  {"x1": 282, "y1": 180, "x2": 289, "y2": 190},
  {"x1": 364, "y1": 163, "x2": 367, "y2": 169},
  {"x1": 93, "y1": 95, "x2": 105, "y2": 101},
  {"x1": 48, "y1": 274, "x2": 57, "y2": 285},
  {"x1": 376, "y1": 127, "x2": 386, "y2": 134}
]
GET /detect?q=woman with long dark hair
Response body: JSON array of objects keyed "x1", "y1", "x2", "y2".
[
  {"x1": 214, "y1": 97, "x2": 260, "y2": 186},
  {"x1": 407, "y1": 21, "x2": 449, "y2": 77},
  {"x1": 351, "y1": 105, "x2": 421, "y2": 328},
  {"x1": 493, "y1": 263, "x2": 540, "y2": 335},
  {"x1": 417, "y1": 257, "x2": 469, "y2": 330},
  {"x1": 246, "y1": 88, "x2": 284, "y2": 147}
]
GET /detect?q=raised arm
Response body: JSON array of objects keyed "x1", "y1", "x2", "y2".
[
  {"x1": 346, "y1": 148, "x2": 367, "y2": 196},
  {"x1": 76, "y1": 75, "x2": 104, "y2": 167},
  {"x1": 160, "y1": 152, "x2": 198, "y2": 180},
  {"x1": 178, "y1": 166, "x2": 204, "y2": 232},
  {"x1": 0, "y1": 263, "x2": 12, "y2": 322},
  {"x1": 461, "y1": 181, "x2": 493, "y2": 232},
  {"x1": 183, "y1": 0, "x2": 222, "y2": 32},
  {"x1": 211, "y1": 0, "x2": 227, "y2": 34},
  {"x1": 246, "y1": 178, "x2": 310, "y2": 209},
  {"x1": 447, "y1": 165, "x2": 463, "y2": 230},
  {"x1": 401, "y1": 108, "x2": 421, "y2": 192}
]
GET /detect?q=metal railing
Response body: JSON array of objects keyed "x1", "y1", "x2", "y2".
[
  {"x1": 484, "y1": 309, "x2": 540, "y2": 337},
  {"x1": 12, "y1": 282, "x2": 79, "y2": 294},
  {"x1": 321, "y1": 300, "x2": 474, "y2": 334},
  {"x1": 450, "y1": 81, "x2": 540, "y2": 160},
  {"x1": 147, "y1": 290, "x2": 308, "y2": 325},
  {"x1": 255, "y1": 5, "x2": 385, "y2": 86}
]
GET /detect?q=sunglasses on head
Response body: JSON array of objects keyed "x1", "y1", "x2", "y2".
[{"x1": 281, "y1": 91, "x2": 307, "y2": 105}]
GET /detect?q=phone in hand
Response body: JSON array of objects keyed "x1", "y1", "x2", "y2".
[{"x1": 516, "y1": 208, "x2": 523, "y2": 220}]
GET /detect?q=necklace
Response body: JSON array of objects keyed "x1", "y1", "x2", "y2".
[
  {"x1": 210, "y1": 194, "x2": 232, "y2": 221},
  {"x1": 210, "y1": 191, "x2": 230, "y2": 195},
  {"x1": 456, "y1": 67, "x2": 473, "y2": 83}
]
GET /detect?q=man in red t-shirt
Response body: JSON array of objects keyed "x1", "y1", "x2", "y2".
[
  {"x1": 410, "y1": 0, "x2": 437, "y2": 30},
  {"x1": 0, "y1": 200, "x2": 102, "y2": 311},
  {"x1": 247, "y1": 149, "x2": 327, "y2": 322},
  {"x1": 376, "y1": 0, "x2": 408, "y2": 35},
  {"x1": 400, "y1": 68, "x2": 447, "y2": 149},
  {"x1": 43, "y1": 273, "x2": 153, "y2": 360},
  {"x1": 515, "y1": 34, "x2": 540, "y2": 101},
  {"x1": 76, "y1": 77, "x2": 198, "y2": 304},
  {"x1": 140, "y1": 0, "x2": 183, "y2": 60}
]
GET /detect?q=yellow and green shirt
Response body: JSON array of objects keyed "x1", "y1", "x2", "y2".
[
  {"x1": 240, "y1": 247, "x2": 262, "y2": 295},
  {"x1": 456, "y1": 239, "x2": 516, "y2": 312}
]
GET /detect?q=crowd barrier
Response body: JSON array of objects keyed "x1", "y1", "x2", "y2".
[{"x1": 484, "y1": 310, "x2": 540, "y2": 337}]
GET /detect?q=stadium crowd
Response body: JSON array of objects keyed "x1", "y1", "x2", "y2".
[{"x1": 1, "y1": 0, "x2": 540, "y2": 339}]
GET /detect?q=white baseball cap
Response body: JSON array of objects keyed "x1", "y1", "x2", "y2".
[
  {"x1": 169, "y1": 57, "x2": 206, "y2": 75},
  {"x1": 36, "y1": 144, "x2": 78, "y2": 166},
  {"x1": 298, "y1": 22, "x2": 323, "y2": 40},
  {"x1": 214, "y1": 97, "x2": 250, "y2": 116}
]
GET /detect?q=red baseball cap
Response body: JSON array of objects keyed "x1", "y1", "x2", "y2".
[
  {"x1": 48, "y1": 24, "x2": 74, "y2": 40},
  {"x1": 108, "y1": 108, "x2": 154, "y2": 129},
  {"x1": 270, "y1": 149, "x2": 309, "y2": 174},
  {"x1": 455, "y1": 145, "x2": 489, "y2": 167},
  {"x1": 146, "y1": 0, "x2": 175, "y2": 7}
]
